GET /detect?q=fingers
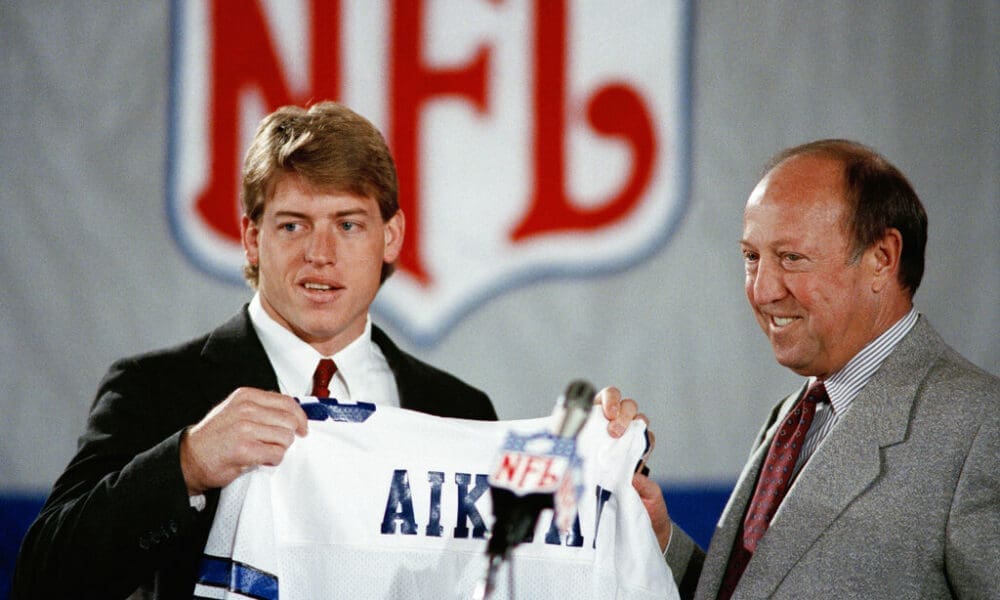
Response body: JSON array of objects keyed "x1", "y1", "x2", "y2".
[
  {"x1": 596, "y1": 386, "x2": 621, "y2": 418},
  {"x1": 239, "y1": 389, "x2": 310, "y2": 436},
  {"x1": 180, "y1": 388, "x2": 309, "y2": 494},
  {"x1": 597, "y1": 385, "x2": 658, "y2": 481},
  {"x1": 597, "y1": 386, "x2": 640, "y2": 438}
]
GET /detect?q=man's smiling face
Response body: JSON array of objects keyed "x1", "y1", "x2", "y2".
[{"x1": 740, "y1": 155, "x2": 881, "y2": 378}]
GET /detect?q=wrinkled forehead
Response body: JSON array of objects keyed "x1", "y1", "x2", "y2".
[{"x1": 742, "y1": 157, "x2": 853, "y2": 244}]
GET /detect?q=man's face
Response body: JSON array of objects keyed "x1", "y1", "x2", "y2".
[
  {"x1": 241, "y1": 172, "x2": 404, "y2": 356},
  {"x1": 740, "y1": 155, "x2": 881, "y2": 378}
]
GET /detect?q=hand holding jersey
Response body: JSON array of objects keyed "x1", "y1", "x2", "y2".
[
  {"x1": 179, "y1": 384, "x2": 646, "y2": 500},
  {"x1": 180, "y1": 388, "x2": 310, "y2": 495},
  {"x1": 596, "y1": 387, "x2": 670, "y2": 551}
]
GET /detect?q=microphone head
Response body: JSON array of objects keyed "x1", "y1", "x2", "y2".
[
  {"x1": 485, "y1": 380, "x2": 594, "y2": 564},
  {"x1": 552, "y1": 379, "x2": 596, "y2": 439}
]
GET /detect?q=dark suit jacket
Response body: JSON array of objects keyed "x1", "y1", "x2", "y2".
[
  {"x1": 666, "y1": 317, "x2": 999, "y2": 599},
  {"x1": 12, "y1": 307, "x2": 497, "y2": 600}
]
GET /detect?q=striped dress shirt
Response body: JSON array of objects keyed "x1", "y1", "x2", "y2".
[{"x1": 792, "y1": 308, "x2": 919, "y2": 477}]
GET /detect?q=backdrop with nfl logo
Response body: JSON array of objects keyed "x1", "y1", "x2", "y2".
[{"x1": 1, "y1": 2, "x2": 997, "y2": 596}]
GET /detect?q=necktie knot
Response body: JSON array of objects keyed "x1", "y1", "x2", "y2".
[
  {"x1": 311, "y1": 358, "x2": 337, "y2": 398},
  {"x1": 804, "y1": 381, "x2": 829, "y2": 405}
]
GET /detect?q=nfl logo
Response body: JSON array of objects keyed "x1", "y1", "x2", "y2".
[{"x1": 167, "y1": 0, "x2": 690, "y2": 346}]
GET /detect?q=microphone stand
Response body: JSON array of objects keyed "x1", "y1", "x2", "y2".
[
  {"x1": 475, "y1": 488, "x2": 551, "y2": 599},
  {"x1": 472, "y1": 553, "x2": 505, "y2": 600}
]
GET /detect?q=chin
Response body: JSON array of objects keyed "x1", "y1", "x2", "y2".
[
  {"x1": 772, "y1": 350, "x2": 807, "y2": 374},
  {"x1": 779, "y1": 358, "x2": 825, "y2": 378}
]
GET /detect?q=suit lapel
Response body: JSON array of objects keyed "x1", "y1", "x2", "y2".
[
  {"x1": 370, "y1": 324, "x2": 415, "y2": 406},
  {"x1": 198, "y1": 306, "x2": 279, "y2": 405},
  {"x1": 696, "y1": 388, "x2": 803, "y2": 599},
  {"x1": 372, "y1": 324, "x2": 444, "y2": 415},
  {"x1": 737, "y1": 318, "x2": 939, "y2": 598}
]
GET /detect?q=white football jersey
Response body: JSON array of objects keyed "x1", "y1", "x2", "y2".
[{"x1": 193, "y1": 404, "x2": 677, "y2": 599}]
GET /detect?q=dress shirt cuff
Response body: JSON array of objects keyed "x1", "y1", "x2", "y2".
[{"x1": 189, "y1": 493, "x2": 207, "y2": 512}]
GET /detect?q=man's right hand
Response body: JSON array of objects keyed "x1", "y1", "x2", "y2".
[
  {"x1": 179, "y1": 388, "x2": 309, "y2": 495},
  {"x1": 596, "y1": 386, "x2": 672, "y2": 552}
]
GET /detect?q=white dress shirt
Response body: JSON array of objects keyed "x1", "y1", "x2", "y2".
[{"x1": 247, "y1": 293, "x2": 400, "y2": 406}]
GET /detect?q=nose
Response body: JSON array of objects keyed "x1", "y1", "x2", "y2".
[
  {"x1": 305, "y1": 227, "x2": 337, "y2": 265},
  {"x1": 748, "y1": 258, "x2": 786, "y2": 306}
]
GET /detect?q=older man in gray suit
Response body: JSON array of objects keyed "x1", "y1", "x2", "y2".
[{"x1": 629, "y1": 139, "x2": 999, "y2": 599}]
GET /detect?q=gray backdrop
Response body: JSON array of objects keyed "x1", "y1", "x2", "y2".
[{"x1": 1, "y1": 1, "x2": 997, "y2": 500}]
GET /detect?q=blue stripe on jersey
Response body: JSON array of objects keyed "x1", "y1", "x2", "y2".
[
  {"x1": 197, "y1": 555, "x2": 231, "y2": 588},
  {"x1": 198, "y1": 554, "x2": 279, "y2": 600},
  {"x1": 298, "y1": 399, "x2": 377, "y2": 422}
]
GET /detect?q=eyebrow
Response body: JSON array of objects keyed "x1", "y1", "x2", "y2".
[{"x1": 740, "y1": 235, "x2": 800, "y2": 248}]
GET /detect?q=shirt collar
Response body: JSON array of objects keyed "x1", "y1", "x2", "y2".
[
  {"x1": 812, "y1": 307, "x2": 919, "y2": 415},
  {"x1": 247, "y1": 293, "x2": 373, "y2": 397}
]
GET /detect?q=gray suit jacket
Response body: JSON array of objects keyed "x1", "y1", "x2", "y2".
[{"x1": 668, "y1": 316, "x2": 999, "y2": 599}]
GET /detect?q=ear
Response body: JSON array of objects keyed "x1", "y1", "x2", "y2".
[
  {"x1": 867, "y1": 228, "x2": 903, "y2": 293},
  {"x1": 241, "y1": 215, "x2": 260, "y2": 266},
  {"x1": 382, "y1": 209, "x2": 405, "y2": 264}
]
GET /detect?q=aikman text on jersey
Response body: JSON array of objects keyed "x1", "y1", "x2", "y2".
[{"x1": 380, "y1": 469, "x2": 613, "y2": 549}]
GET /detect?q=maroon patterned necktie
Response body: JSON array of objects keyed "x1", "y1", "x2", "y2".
[
  {"x1": 310, "y1": 358, "x2": 337, "y2": 398},
  {"x1": 717, "y1": 381, "x2": 829, "y2": 600}
]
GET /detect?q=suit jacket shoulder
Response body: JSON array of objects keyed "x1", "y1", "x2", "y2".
[
  {"x1": 13, "y1": 307, "x2": 277, "y2": 600},
  {"x1": 371, "y1": 324, "x2": 497, "y2": 421}
]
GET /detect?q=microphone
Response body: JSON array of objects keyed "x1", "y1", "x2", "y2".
[
  {"x1": 551, "y1": 379, "x2": 597, "y2": 439},
  {"x1": 475, "y1": 380, "x2": 596, "y2": 599}
]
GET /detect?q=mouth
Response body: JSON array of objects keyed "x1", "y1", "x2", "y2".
[
  {"x1": 300, "y1": 279, "x2": 343, "y2": 298},
  {"x1": 768, "y1": 315, "x2": 798, "y2": 328}
]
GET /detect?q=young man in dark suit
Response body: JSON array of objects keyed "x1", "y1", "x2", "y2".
[{"x1": 12, "y1": 102, "x2": 504, "y2": 599}]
